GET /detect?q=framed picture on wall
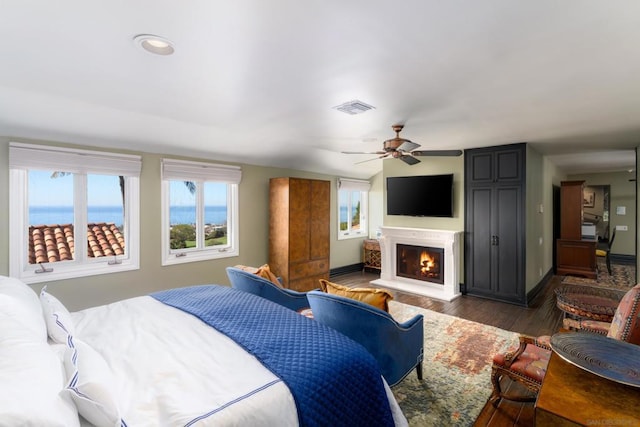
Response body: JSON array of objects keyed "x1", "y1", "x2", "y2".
[{"x1": 583, "y1": 190, "x2": 595, "y2": 208}]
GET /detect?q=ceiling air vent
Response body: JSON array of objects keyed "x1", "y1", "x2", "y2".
[{"x1": 332, "y1": 100, "x2": 376, "y2": 115}]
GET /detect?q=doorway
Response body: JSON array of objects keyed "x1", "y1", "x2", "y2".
[{"x1": 583, "y1": 185, "x2": 611, "y2": 243}]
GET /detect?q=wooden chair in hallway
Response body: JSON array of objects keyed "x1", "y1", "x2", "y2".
[{"x1": 595, "y1": 227, "x2": 616, "y2": 275}]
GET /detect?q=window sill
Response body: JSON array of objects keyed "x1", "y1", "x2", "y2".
[
  {"x1": 338, "y1": 232, "x2": 368, "y2": 241},
  {"x1": 15, "y1": 261, "x2": 140, "y2": 285},
  {"x1": 162, "y1": 247, "x2": 239, "y2": 266}
]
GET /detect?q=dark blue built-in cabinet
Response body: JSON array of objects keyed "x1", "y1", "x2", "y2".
[{"x1": 464, "y1": 143, "x2": 527, "y2": 305}]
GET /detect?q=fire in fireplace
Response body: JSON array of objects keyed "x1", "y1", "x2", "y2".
[{"x1": 396, "y1": 243, "x2": 444, "y2": 284}]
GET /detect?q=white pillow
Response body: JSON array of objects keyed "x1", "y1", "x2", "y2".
[
  {"x1": 0, "y1": 313, "x2": 80, "y2": 426},
  {"x1": 64, "y1": 338, "x2": 123, "y2": 427},
  {"x1": 0, "y1": 276, "x2": 47, "y2": 341},
  {"x1": 40, "y1": 286, "x2": 75, "y2": 344}
]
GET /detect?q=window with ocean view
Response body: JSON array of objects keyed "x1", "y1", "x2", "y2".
[
  {"x1": 337, "y1": 178, "x2": 370, "y2": 240},
  {"x1": 161, "y1": 159, "x2": 241, "y2": 265},
  {"x1": 9, "y1": 142, "x2": 141, "y2": 283}
]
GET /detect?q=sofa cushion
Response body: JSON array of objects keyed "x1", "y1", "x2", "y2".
[
  {"x1": 492, "y1": 342, "x2": 550, "y2": 383},
  {"x1": 319, "y1": 279, "x2": 393, "y2": 312}
]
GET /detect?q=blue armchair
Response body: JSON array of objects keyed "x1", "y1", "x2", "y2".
[
  {"x1": 226, "y1": 266, "x2": 311, "y2": 312},
  {"x1": 307, "y1": 290, "x2": 424, "y2": 387}
]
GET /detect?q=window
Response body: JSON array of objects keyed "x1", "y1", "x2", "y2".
[
  {"x1": 337, "y1": 178, "x2": 370, "y2": 240},
  {"x1": 161, "y1": 159, "x2": 241, "y2": 265},
  {"x1": 9, "y1": 142, "x2": 141, "y2": 284}
]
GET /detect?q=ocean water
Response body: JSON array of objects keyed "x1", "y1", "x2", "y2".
[{"x1": 29, "y1": 206, "x2": 228, "y2": 226}]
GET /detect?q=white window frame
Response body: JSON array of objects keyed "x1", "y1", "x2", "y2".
[
  {"x1": 161, "y1": 159, "x2": 241, "y2": 266},
  {"x1": 337, "y1": 178, "x2": 370, "y2": 240},
  {"x1": 8, "y1": 142, "x2": 141, "y2": 284}
]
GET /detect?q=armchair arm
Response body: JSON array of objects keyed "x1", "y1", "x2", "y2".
[
  {"x1": 563, "y1": 318, "x2": 610, "y2": 335},
  {"x1": 502, "y1": 334, "x2": 550, "y2": 368},
  {"x1": 396, "y1": 314, "x2": 423, "y2": 330}
]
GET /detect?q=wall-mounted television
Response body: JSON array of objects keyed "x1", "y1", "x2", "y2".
[{"x1": 386, "y1": 174, "x2": 454, "y2": 217}]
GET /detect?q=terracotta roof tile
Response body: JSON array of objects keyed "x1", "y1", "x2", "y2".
[{"x1": 28, "y1": 223, "x2": 125, "y2": 264}]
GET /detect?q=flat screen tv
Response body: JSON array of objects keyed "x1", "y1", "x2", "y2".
[{"x1": 386, "y1": 174, "x2": 454, "y2": 217}]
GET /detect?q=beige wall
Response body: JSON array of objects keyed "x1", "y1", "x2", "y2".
[
  {"x1": 525, "y1": 147, "x2": 544, "y2": 292},
  {"x1": 367, "y1": 171, "x2": 384, "y2": 238},
  {"x1": 0, "y1": 138, "x2": 367, "y2": 310}
]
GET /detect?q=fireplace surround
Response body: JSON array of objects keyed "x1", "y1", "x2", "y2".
[{"x1": 371, "y1": 226, "x2": 462, "y2": 301}]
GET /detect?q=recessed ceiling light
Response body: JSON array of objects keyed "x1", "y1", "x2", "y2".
[{"x1": 133, "y1": 34, "x2": 175, "y2": 56}]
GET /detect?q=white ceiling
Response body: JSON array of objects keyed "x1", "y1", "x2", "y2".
[{"x1": 1, "y1": 1, "x2": 639, "y2": 179}]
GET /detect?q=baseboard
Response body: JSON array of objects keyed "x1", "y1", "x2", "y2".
[
  {"x1": 610, "y1": 254, "x2": 636, "y2": 265},
  {"x1": 527, "y1": 268, "x2": 554, "y2": 306},
  {"x1": 330, "y1": 263, "x2": 363, "y2": 277}
]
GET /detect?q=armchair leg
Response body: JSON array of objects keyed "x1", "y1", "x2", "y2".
[
  {"x1": 489, "y1": 367, "x2": 502, "y2": 407},
  {"x1": 416, "y1": 362, "x2": 423, "y2": 381}
]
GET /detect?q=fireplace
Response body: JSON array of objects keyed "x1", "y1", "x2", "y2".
[
  {"x1": 396, "y1": 244, "x2": 444, "y2": 284},
  {"x1": 371, "y1": 226, "x2": 462, "y2": 301}
]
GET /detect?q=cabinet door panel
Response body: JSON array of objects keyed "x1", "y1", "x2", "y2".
[
  {"x1": 289, "y1": 179, "x2": 311, "y2": 262},
  {"x1": 495, "y1": 186, "x2": 523, "y2": 299},
  {"x1": 469, "y1": 153, "x2": 493, "y2": 183},
  {"x1": 495, "y1": 150, "x2": 522, "y2": 182},
  {"x1": 466, "y1": 187, "x2": 493, "y2": 291},
  {"x1": 310, "y1": 180, "x2": 330, "y2": 259}
]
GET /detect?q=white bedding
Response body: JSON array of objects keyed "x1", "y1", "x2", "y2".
[
  {"x1": 71, "y1": 296, "x2": 299, "y2": 426},
  {"x1": 71, "y1": 296, "x2": 407, "y2": 426},
  {"x1": 0, "y1": 273, "x2": 406, "y2": 426}
]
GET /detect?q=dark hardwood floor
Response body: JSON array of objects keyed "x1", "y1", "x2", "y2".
[{"x1": 331, "y1": 270, "x2": 567, "y2": 427}]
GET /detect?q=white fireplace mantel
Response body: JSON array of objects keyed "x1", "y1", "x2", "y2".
[{"x1": 371, "y1": 226, "x2": 462, "y2": 301}]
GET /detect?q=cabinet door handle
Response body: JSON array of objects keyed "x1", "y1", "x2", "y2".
[{"x1": 491, "y1": 235, "x2": 499, "y2": 246}]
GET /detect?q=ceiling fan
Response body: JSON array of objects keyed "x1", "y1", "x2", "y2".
[{"x1": 342, "y1": 124, "x2": 463, "y2": 165}]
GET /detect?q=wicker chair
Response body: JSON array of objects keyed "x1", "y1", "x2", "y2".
[{"x1": 490, "y1": 283, "x2": 640, "y2": 406}]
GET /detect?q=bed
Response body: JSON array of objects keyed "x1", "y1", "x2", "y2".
[{"x1": 0, "y1": 276, "x2": 407, "y2": 426}]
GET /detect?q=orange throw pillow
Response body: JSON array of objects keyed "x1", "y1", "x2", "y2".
[
  {"x1": 319, "y1": 279, "x2": 393, "y2": 312},
  {"x1": 254, "y1": 264, "x2": 283, "y2": 288}
]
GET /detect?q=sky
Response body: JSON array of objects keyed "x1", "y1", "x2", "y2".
[{"x1": 28, "y1": 171, "x2": 227, "y2": 206}]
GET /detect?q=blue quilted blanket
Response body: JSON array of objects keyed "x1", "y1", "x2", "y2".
[{"x1": 151, "y1": 285, "x2": 394, "y2": 427}]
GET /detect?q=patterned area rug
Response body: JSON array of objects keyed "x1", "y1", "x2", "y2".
[
  {"x1": 388, "y1": 301, "x2": 518, "y2": 426},
  {"x1": 561, "y1": 259, "x2": 636, "y2": 291}
]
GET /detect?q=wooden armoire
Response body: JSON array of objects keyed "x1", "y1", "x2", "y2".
[
  {"x1": 269, "y1": 177, "x2": 330, "y2": 291},
  {"x1": 555, "y1": 180, "x2": 597, "y2": 278}
]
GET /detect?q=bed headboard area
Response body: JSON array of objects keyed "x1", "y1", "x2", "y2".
[{"x1": 0, "y1": 276, "x2": 81, "y2": 425}]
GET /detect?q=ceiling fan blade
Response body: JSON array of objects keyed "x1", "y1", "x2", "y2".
[
  {"x1": 355, "y1": 153, "x2": 390, "y2": 164},
  {"x1": 342, "y1": 150, "x2": 386, "y2": 155},
  {"x1": 411, "y1": 150, "x2": 463, "y2": 157},
  {"x1": 397, "y1": 140, "x2": 420, "y2": 152},
  {"x1": 400, "y1": 155, "x2": 421, "y2": 165}
]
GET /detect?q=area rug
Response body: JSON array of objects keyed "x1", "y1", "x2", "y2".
[
  {"x1": 561, "y1": 259, "x2": 636, "y2": 291},
  {"x1": 388, "y1": 301, "x2": 519, "y2": 426}
]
